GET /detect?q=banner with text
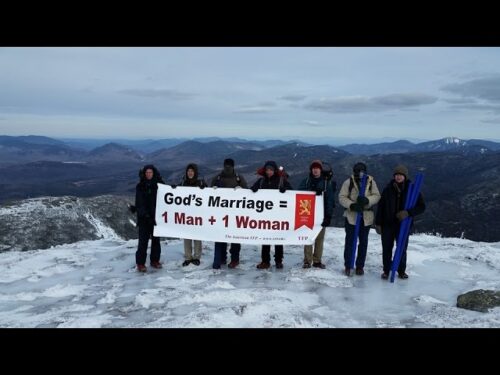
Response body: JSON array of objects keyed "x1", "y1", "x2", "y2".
[{"x1": 153, "y1": 184, "x2": 324, "y2": 245}]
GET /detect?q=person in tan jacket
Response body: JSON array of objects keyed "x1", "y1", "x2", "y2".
[{"x1": 338, "y1": 162, "x2": 381, "y2": 276}]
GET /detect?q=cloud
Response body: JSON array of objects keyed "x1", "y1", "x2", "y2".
[
  {"x1": 302, "y1": 120, "x2": 322, "y2": 127},
  {"x1": 480, "y1": 118, "x2": 500, "y2": 124},
  {"x1": 234, "y1": 102, "x2": 276, "y2": 113},
  {"x1": 233, "y1": 106, "x2": 272, "y2": 114},
  {"x1": 118, "y1": 89, "x2": 195, "y2": 100},
  {"x1": 442, "y1": 98, "x2": 477, "y2": 104},
  {"x1": 441, "y1": 76, "x2": 500, "y2": 102},
  {"x1": 449, "y1": 104, "x2": 500, "y2": 113},
  {"x1": 279, "y1": 94, "x2": 307, "y2": 102},
  {"x1": 257, "y1": 101, "x2": 276, "y2": 107},
  {"x1": 303, "y1": 93, "x2": 437, "y2": 113}
]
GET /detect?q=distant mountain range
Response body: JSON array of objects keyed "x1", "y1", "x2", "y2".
[
  {"x1": 1, "y1": 135, "x2": 500, "y2": 242},
  {"x1": 336, "y1": 137, "x2": 500, "y2": 155}
]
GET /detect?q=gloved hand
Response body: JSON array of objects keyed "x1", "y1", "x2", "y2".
[
  {"x1": 128, "y1": 204, "x2": 137, "y2": 214},
  {"x1": 199, "y1": 184, "x2": 205, "y2": 189},
  {"x1": 357, "y1": 196, "x2": 369, "y2": 206},
  {"x1": 251, "y1": 186, "x2": 259, "y2": 193},
  {"x1": 234, "y1": 185, "x2": 242, "y2": 190},
  {"x1": 315, "y1": 188, "x2": 323, "y2": 196},
  {"x1": 279, "y1": 186, "x2": 286, "y2": 193},
  {"x1": 396, "y1": 210, "x2": 409, "y2": 221},
  {"x1": 170, "y1": 184, "x2": 177, "y2": 189},
  {"x1": 375, "y1": 225, "x2": 382, "y2": 235},
  {"x1": 350, "y1": 203, "x2": 363, "y2": 213},
  {"x1": 321, "y1": 216, "x2": 331, "y2": 227},
  {"x1": 212, "y1": 185, "x2": 217, "y2": 189}
]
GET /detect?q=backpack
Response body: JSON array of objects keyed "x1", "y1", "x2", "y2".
[{"x1": 322, "y1": 162, "x2": 334, "y2": 181}]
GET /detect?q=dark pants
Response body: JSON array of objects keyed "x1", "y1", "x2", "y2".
[
  {"x1": 136, "y1": 224, "x2": 161, "y2": 265},
  {"x1": 261, "y1": 245, "x2": 283, "y2": 264},
  {"x1": 381, "y1": 225, "x2": 409, "y2": 274},
  {"x1": 343, "y1": 219, "x2": 370, "y2": 269},
  {"x1": 213, "y1": 242, "x2": 240, "y2": 268}
]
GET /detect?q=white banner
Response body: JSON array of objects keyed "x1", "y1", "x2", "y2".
[{"x1": 153, "y1": 184, "x2": 324, "y2": 245}]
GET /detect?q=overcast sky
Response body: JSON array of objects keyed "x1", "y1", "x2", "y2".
[{"x1": 1, "y1": 47, "x2": 500, "y2": 143}]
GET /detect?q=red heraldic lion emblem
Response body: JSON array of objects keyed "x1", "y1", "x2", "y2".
[{"x1": 294, "y1": 194, "x2": 316, "y2": 229}]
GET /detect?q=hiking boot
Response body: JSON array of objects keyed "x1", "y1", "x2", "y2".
[
  {"x1": 355, "y1": 268, "x2": 364, "y2": 275},
  {"x1": 303, "y1": 262, "x2": 311, "y2": 269},
  {"x1": 137, "y1": 264, "x2": 147, "y2": 273},
  {"x1": 228, "y1": 260, "x2": 239, "y2": 269},
  {"x1": 256, "y1": 262, "x2": 270, "y2": 269},
  {"x1": 191, "y1": 259, "x2": 200, "y2": 266},
  {"x1": 275, "y1": 262, "x2": 283, "y2": 269},
  {"x1": 381, "y1": 272, "x2": 389, "y2": 280},
  {"x1": 344, "y1": 267, "x2": 351, "y2": 276},
  {"x1": 150, "y1": 261, "x2": 162, "y2": 269},
  {"x1": 313, "y1": 262, "x2": 326, "y2": 269},
  {"x1": 398, "y1": 272, "x2": 409, "y2": 279},
  {"x1": 182, "y1": 260, "x2": 192, "y2": 267}
]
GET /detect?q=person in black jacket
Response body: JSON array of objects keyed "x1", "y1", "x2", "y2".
[
  {"x1": 135, "y1": 164, "x2": 164, "y2": 272},
  {"x1": 251, "y1": 160, "x2": 292, "y2": 269},
  {"x1": 375, "y1": 165, "x2": 425, "y2": 280}
]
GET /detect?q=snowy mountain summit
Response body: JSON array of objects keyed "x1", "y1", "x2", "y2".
[{"x1": 0, "y1": 228, "x2": 499, "y2": 327}]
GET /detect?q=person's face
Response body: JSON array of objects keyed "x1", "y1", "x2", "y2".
[
  {"x1": 394, "y1": 173, "x2": 405, "y2": 183},
  {"x1": 312, "y1": 167, "x2": 321, "y2": 178},
  {"x1": 265, "y1": 167, "x2": 274, "y2": 178},
  {"x1": 145, "y1": 169, "x2": 154, "y2": 180},
  {"x1": 187, "y1": 169, "x2": 195, "y2": 179}
]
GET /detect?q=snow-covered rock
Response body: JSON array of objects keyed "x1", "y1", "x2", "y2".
[{"x1": 0, "y1": 195, "x2": 137, "y2": 251}]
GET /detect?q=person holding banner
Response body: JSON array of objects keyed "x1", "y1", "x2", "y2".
[
  {"x1": 135, "y1": 164, "x2": 165, "y2": 272},
  {"x1": 338, "y1": 162, "x2": 381, "y2": 276},
  {"x1": 173, "y1": 163, "x2": 207, "y2": 267},
  {"x1": 251, "y1": 160, "x2": 293, "y2": 269},
  {"x1": 298, "y1": 160, "x2": 336, "y2": 269},
  {"x1": 375, "y1": 165, "x2": 425, "y2": 280},
  {"x1": 210, "y1": 158, "x2": 248, "y2": 269}
]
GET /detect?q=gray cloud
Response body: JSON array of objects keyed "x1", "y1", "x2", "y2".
[
  {"x1": 234, "y1": 106, "x2": 272, "y2": 114},
  {"x1": 442, "y1": 97, "x2": 477, "y2": 104},
  {"x1": 449, "y1": 104, "x2": 500, "y2": 113},
  {"x1": 480, "y1": 118, "x2": 500, "y2": 124},
  {"x1": 234, "y1": 102, "x2": 276, "y2": 113},
  {"x1": 441, "y1": 77, "x2": 500, "y2": 102},
  {"x1": 304, "y1": 93, "x2": 437, "y2": 113},
  {"x1": 118, "y1": 89, "x2": 195, "y2": 100},
  {"x1": 279, "y1": 94, "x2": 307, "y2": 101},
  {"x1": 258, "y1": 101, "x2": 276, "y2": 107},
  {"x1": 302, "y1": 120, "x2": 323, "y2": 127}
]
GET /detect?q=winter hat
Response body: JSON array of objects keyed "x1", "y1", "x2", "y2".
[
  {"x1": 264, "y1": 160, "x2": 278, "y2": 171},
  {"x1": 353, "y1": 162, "x2": 367, "y2": 176},
  {"x1": 223, "y1": 158, "x2": 235, "y2": 167},
  {"x1": 310, "y1": 159, "x2": 323, "y2": 171},
  {"x1": 393, "y1": 165, "x2": 409, "y2": 178}
]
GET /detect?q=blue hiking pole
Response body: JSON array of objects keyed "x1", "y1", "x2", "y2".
[
  {"x1": 349, "y1": 173, "x2": 368, "y2": 271},
  {"x1": 390, "y1": 173, "x2": 424, "y2": 282}
]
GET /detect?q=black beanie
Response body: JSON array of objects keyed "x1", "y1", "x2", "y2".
[{"x1": 224, "y1": 158, "x2": 235, "y2": 167}]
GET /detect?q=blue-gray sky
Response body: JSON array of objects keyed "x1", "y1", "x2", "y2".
[{"x1": 1, "y1": 47, "x2": 500, "y2": 143}]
